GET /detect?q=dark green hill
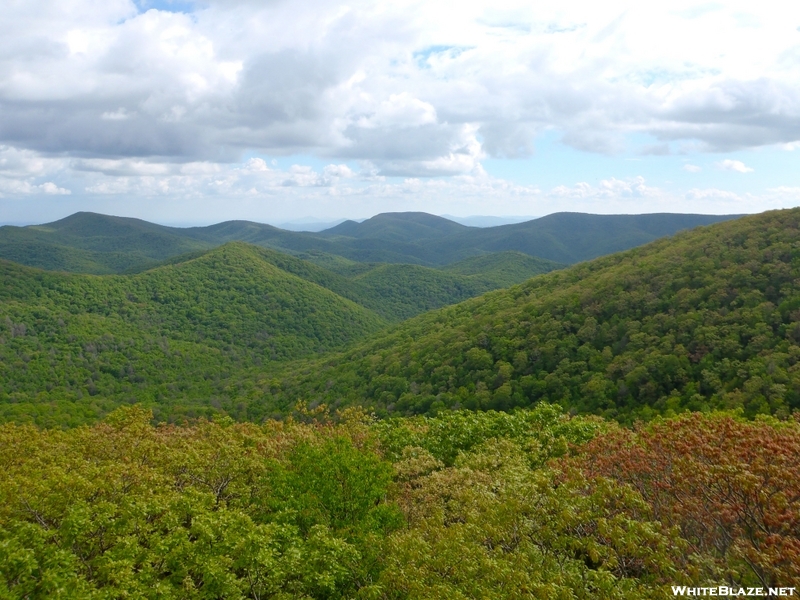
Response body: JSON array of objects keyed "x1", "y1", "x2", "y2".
[
  {"x1": 322, "y1": 212, "x2": 469, "y2": 241},
  {"x1": 0, "y1": 243, "x2": 386, "y2": 425},
  {"x1": 262, "y1": 209, "x2": 800, "y2": 423},
  {"x1": 421, "y1": 212, "x2": 741, "y2": 264},
  {"x1": 0, "y1": 211, "x2": 738, "y2": 274},
  {"x1": 440, "y1": 251, "x2": 564, "y2": 287},
  {"x1": 0, "y1": 212, "x2": 211, "y2": 274}
]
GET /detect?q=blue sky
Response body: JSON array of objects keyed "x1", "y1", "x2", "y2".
[{"x1": 1, "y1": 0, "x2": 799, "y2": 225}]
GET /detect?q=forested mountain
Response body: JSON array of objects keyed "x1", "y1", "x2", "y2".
[
  {"x1": 0, "y1": 210, "x2": 735, "y2": 274},
  {"x1": 321, "y1": 211, "x2": 468, "y2": 241},
  {"x1": 422, "y1": 211, "x2": 740, "y2": 264},
  {"x1": 2, "y1": 209, "x2": 799, "y2": 595},
  {"x1": 0, "y1": 240, "x2": 565, "y2": 425},
  {"x1": 0, "y1": 212, "x2": 211, "y2": 274},
  {"x1": 0, "y1": 244, "x2": 387, "y2": 425},
  {"x1": 264, "y1": 208, "x2": 800, "y2": 423}
]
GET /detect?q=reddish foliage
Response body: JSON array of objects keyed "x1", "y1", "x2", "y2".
[{"x1": 571, "y1": 413, "x2": 800, "y2": 586}]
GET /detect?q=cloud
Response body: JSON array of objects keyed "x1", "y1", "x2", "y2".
[
  {"x1": 3, "y1": 0, "x2": 800, "y2": 169},
  {"x1": 2, "y1": 0, "x2": 800, "y2": 222},
  {"x1": 716, "y1": 159, "x2": 753, "y2": 173},
  {"x1": 682, "y1": 164, "x2": 701, "y2": 172}
]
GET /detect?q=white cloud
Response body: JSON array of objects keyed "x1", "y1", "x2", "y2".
[
  {"x1": 3, "y1": 0, "x2": 800, "y2": 167},
  {"x1": 1, "y1": 0, "x2": 800, "y2": 221},
  {"x1": 682, "y1": 164, "x2": 701, "y2": 172},
  {"x1": 716, "y1": 159, "x2": 754, "y2": 173}
]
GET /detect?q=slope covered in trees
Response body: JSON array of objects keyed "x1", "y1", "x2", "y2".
[
  {"x1": 439, "y1": 251, "x2": 563, "y2": 288},
  {"x1": 0, "y1": 244, "x2": 387, "y2": 425},
  {"x1": 2, "y1": 405, "x2": 796, "y2": 597},
  {"x1": 0, "y1": 240, "x2": 564, "y2": 425},
  {"x1": 265, "y1": 209, "x2": 800, "y2": 423}
]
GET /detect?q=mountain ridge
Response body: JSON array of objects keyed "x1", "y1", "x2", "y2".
[{"x1": 0, "y1": 210, "x2": 740, "y2": 274}]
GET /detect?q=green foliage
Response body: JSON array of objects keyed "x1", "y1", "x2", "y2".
[
  {"x1": 375, "y1": 403, "x2": 603, "y2": 466},
  {"x1": 267, "y1": 208, "x2": 800, "y2": 422},
  {"x1": 1, "y1": 404, "x2": 728, "y2": 598},
  {"x1": 0, "y1": 244, "x2": 386, "y2": 425},
  {"x1": 0, "y1": 406, "x2": 391, "y2": 599},
  {"x1": 0, "y1": 212, "x2": 212, "y2": 274},
  {"x1": 439, "y1": 251, "x2": 564, "y2": 288}
]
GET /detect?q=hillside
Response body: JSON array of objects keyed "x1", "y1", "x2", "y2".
[
  {"x1": 262, "y1": 209, "x2": 800, "y2": 423},
  {"x1": 0, "y1": 239, "x2": 567, "y2": 425},
  {"x1": 440, "y1": 251, "x2": 564, "y2": 288},
  {"x1": 0, "y1": 211, "x2": 737, "y2": 274},
  {"x1": 420, "y1": 212, "x2": 741, "y2": 264},
  {"x1": 144, "y1": 246, "x2": 563, "y2": 323},
  {"x1": 0, "y1": 243, "x2": 386, "y2": 425}
]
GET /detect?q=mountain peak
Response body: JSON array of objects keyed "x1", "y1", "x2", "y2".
[{"x1": 321, "y1": 211, "x2": 468, "y2": 241}]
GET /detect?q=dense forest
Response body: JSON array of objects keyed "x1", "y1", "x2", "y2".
[
  {"x1": 0, "y1": 242, "x2": 561, "y2": 425},
  {"x1": 264, "y1": 208, "x2": 800, "y2": 423},
  {"x1": 1, "y1": 405, "x2": 796, "y2": 597},
  {"x1": 1, "y1": 209, "x2": 798, "y2": 426}
]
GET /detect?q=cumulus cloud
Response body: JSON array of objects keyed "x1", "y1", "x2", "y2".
[
  {"x1": 3, "y1": 1, "x2": 800, "y2": 167},
  {"x1": 1, "y1": 0, "x2": 800, "y2": 220},
  {"x1": 716, "y1": 159, "x2": 754, "y2": 173}
]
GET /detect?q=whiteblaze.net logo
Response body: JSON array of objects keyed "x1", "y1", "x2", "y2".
[{"x1": 672, "y1": 587, "x2": 796, "y2": 597}]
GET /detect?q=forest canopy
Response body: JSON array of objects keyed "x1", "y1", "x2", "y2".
[{"x1": 2, "y1": 405, "x2": 797, "y2": 598}]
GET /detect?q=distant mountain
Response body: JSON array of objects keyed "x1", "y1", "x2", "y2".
[
  {"x1": 0, "y1": 210, "x2": 740, "y2": 275},
  {"x1": 0, "y1": 212, "x2": 211, "y2": 274},
  {"x1": 322, "y1": 212, "x2": 469, "y2": 242},
  {"x1": 264, "y1": 208, "x2": 799, "y2": 422},
  {"x1": 274, "y1": 218, "x2": 351, "y2": 232},
  {"x1": 421, "y1": 212, "x2": 742, "y2": 264}
]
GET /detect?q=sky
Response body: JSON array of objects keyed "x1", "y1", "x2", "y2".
[{"x1": 1, "y1": 0, "x2": 800, "y2": 226}]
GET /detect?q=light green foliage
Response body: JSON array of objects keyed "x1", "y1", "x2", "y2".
[
  {"x1": 0, "y1": 404, "x2": 709, "y2": 599},
  {"x1": 0, "y1": 406, "x2": 393, "y2": 599},
  {"x1": 375, "y1": 403, "x2": 604, "y2": 466},
  {"x1": 382, "y1": 440, "x2": 684, "y2": 599}
]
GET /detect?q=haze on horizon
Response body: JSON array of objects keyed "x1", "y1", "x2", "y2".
[{"x1": 1, "y1": 0, "x2": 799, "y2": 226}]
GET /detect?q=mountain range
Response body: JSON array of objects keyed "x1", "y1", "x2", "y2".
[
  {"x1": 0, "y1": 210, "x2": 737, "y2": 274},
  {"x1": 1, "y1": 207, "x2": 795, "y2": 427}
]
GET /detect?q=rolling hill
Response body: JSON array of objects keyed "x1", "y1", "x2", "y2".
[
  {"x1": 0, "y1": 240, "x2": 566, "y2": 425},
  {"x1": 0, "y1": 243, "x2": 387, "y2": 425},
  {"x1": 0, "y1": 211, "x2": 738, "y2": 274},
  {"x1": 321, "y1": 211, "x2": 468, "y2": 241},
  {"x1": 0, "y1": 212, "x2": 212, "y2": 274},
  {"x1": 261, "y1": 208, "x2": 800, "y2": 423}
]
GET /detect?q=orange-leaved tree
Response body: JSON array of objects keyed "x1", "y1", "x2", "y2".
[{"x1": 571, "y1": 412, "x2": 800, "y2": 587}]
